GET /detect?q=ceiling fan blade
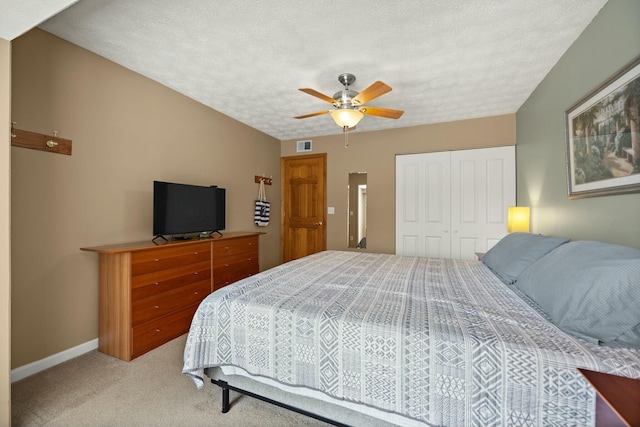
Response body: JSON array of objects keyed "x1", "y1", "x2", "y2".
[
  {"x1": 299, "y1": 88, "x2": 336, "y2": 104},
  {"x1": 360, "y1": 106, "x2": 404, "y2": 119},
  {"x1": 294, "y1": 110, "x2": 329, "y2": 119},
  {"x1": 352, "y1": 81, "x2": 392, "y2": 105}
]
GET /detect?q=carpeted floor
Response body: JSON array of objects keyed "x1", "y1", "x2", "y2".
[{"x1": 11, "y1": 334, "x2": 332, "y2": 427}]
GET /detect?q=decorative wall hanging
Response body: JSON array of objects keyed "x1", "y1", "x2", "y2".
[
  {"x1": 254, "y1": 177, "x2": 270, "y2": 227},
  {"x1": 565, "y1": 54, "x2": 640, "y2": 199}
]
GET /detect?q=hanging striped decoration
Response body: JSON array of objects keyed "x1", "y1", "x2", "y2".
[{"x1": 255, "y1": 180, "x2": 270, "y2": 227}]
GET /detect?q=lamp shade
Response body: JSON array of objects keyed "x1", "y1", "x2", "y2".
[
  {"x1": 330, "y1": 108, "x2": 364, "y2": 128},
  {"x1": 507, "y1": 206, "x2": 530, "y2": 233}
]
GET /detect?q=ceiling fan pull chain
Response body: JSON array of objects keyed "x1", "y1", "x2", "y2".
[{"x1": 344, "y1": 126, "x2": 349, "y2": 148}]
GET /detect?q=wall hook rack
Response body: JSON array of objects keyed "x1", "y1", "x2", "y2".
[
  {"x1": 254, "y1": 175, "x2": 272, "y2": 185},
  {"x1": 10, "y1": 124, "x2": 72, "y2": 156}
]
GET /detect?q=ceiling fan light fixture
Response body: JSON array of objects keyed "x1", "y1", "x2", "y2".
[{"x1": 330, "y1": 108, "x2": 364, "y2": 128}]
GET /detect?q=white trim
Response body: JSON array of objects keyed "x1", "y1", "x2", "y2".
[{"x1": 11, "y1": 338, "x2": 99, "y2": 383}]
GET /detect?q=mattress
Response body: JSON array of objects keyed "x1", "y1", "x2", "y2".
[{"x1": 183, "y1": 250, "x2": 640, "y2": 426}]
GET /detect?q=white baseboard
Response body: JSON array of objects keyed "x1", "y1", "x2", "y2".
[{"x1": 11, "y1": 338, "x2": 99, "y2": 383}]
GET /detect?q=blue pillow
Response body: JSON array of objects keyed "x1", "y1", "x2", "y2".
[
  {"x1": 514, "y1": 241, "x2": 640, "y2": 348},
  {"x1": 481, "y1": 232, "x2": 569, "y2": 285}
]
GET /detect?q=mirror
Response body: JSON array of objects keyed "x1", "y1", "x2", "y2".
[{"x1": 348, "y1": 172, "x2": 367, "y2": 249}]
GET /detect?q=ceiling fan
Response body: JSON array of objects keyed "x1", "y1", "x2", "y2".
[{"x1": 294, "y1": 73, "x2": 404, "y2": 131}]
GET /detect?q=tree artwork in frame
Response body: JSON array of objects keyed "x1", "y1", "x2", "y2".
[{"x1": 565, "y1": 55, "x2": 640, "y2": 199}]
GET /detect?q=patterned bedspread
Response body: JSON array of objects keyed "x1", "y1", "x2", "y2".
[{"x1": 182, "y1": 251, "x2": 640, "y2": 427}]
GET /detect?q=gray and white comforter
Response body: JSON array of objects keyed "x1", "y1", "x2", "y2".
[{"x1": 182, "y1": 251, "x2": 640, "y2": 426}]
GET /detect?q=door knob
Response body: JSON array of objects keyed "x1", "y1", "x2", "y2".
[{"x1": 314, "y1": 221, "x2": 323, "y2": 226}]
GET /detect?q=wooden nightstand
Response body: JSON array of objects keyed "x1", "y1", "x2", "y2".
[{"x1": 578, "y1": 368, "x2": 640, "y2": 427}]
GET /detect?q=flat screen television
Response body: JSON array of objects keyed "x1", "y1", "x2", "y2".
[{"x1": 153, "y1": 181, "x2": 225, "y2": 239}]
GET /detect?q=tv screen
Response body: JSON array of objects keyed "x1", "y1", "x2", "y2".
[{"x1": 153, "y1": 181, "x2": 225, "y2": 237}]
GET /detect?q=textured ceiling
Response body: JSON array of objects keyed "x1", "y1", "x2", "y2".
[
  {"x1": 0, "y1": 0, "x2": 78, "y2": 40},
  {"x1": 10, "y1": 0, "x2": 609, "y2": 140}
]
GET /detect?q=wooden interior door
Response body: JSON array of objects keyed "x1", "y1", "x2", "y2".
[{"x1": 281, "y1": 153, "x2": 326, "y2": 263}]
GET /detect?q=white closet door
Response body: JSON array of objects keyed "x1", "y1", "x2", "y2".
[
  {"x1": 450, "y1": 146, "x2": 515, "y2": 259},
  {"x1": 396, "y1": 146, "x2": 515, "y2": 259},
  {"x1": 396, "y1": 151, "x2": 451, "y2": 257}
]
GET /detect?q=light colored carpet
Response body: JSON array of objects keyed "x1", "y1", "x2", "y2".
[{"x1": 11, "y1": 334, "x2": 333, "y2": 427}]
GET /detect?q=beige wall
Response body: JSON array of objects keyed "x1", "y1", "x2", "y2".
[
  {"x1": 1, "y1": 37, "x2": 12, "y2": 427},
  {"x1": 11, "y1": 29, "x2": 282, "y2": 368},
  {"x1": 516, "y1": 0, "x2": 640, "y2": 248},
  {"x1": 282, "y1": 114, "x2": 516, "y2": 254}
]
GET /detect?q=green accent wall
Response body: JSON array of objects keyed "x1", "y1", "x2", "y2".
[{"x1": 516, "y1": 0, "x2": 640, "y2": 248}]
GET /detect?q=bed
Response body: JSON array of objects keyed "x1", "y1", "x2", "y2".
[{"x1": 182, "y1": 234, "x2": 640, "y2": 427}]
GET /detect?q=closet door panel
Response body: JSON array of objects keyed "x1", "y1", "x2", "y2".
[
  {"x1": 487, "y1": 158, "x2": 507, "y2": 224},
  {"x1": 456, "y1": 237, "x2": 480, "y2": 260},
  {"x1": 401, "y1": 163, "x2": 419, "y2": 223},
  {"x1": 425, "y1": 235, "x2": 447, "y2": 258},
  {"x1": 396, "y1": 152, "x2": 450, "y2": 257},
  {"x1": 457, "y1": 159, "x2": 479, "y2": 224},
  {"x1": 451, "y1": 155, "x2": 485, "y2": 259},
  {"x1": 451, "y1": 146, "x2": 515, "y2": 259},
  {"x1": 424, "y1": 159, "x2": 451, "y2": 258},
  {"x1": 399, "y1": 235, "x2": 419, "y2": 256},
  {"x1": 397, "y1": 146, "x2": 515, "y2": 260}
]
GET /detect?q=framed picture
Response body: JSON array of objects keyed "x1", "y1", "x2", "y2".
[{"x1": 565, "y1": 55, "x2": 640, "y2": 199}]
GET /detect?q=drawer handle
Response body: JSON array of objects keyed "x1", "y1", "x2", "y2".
[
  {"x1": 155, "y1": 329, "x2": 161, "y2": 334},
  {"x1": 194, "y1": 272, "x2": 199, "y2": 275},
  {"x1": 154, "y1": 305, "x2": 160, "y2": 309},
  {"x1": 154, "y1": 259, "x2": 159, "y2": 262},
  {"x1": 224, "y1": 246, "x2": 229, "y2": 251},
  {"x1": 194, "y1": 291, "x2": 199, "y2": 295},
  {"x1": 154, "y1": 282, "x2": 159, "y2": 286},
  {"x1": 225, "y1": 264, "x2": 229, "y2": 267},
  {"x1": 194, "y1": 252, "x2": 199, "y2": 255}
]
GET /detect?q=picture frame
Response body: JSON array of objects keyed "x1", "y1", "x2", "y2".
[{"x1": 565, "y1": 54, "x2": 640, "y2": 199}]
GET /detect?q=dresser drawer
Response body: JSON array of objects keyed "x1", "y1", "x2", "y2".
[
  {"x1": 131, "y1": 261, "x2": 211, "y2": 302},
  {"x1": 212, "y1": 249, "x2": 258, "y2": 269},
  {"x1": 131, "y1": 242, "x2": 211, "y2": 276},
  {"x1": 213, "y1": 258, "x2": 259, "y2": 290},
  {"x1": 132, "y1": 280, "x2": 210, "y2": 327},
  {"x1": 131, "y1": 303, "x2": 199, "y2": 359},
  {"x1": 212, "y1": 236, "x2": 258, "y2": 258},
  {"x1": 214, "y1": 268, "x2": 258, "y2": 290}
]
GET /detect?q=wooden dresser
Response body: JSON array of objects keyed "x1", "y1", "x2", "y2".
[{"x1": 81, "y1": 232, "x2": 261, "y2": 361}]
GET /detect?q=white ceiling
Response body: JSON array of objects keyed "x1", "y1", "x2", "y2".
[
  {"x1": 0, "y1": 0, "x2": 78, "y2": 40},
  {"x1": 4, "y1": 0, "x2": 608, "y2": 141}
]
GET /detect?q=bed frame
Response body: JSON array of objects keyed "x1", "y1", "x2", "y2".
[
  {"x1": 204, "y1": 366, "x2": 423, "y2": 427},
  {"x1": 211, "y1": 378, "x2": 349, "y2": 427}
]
